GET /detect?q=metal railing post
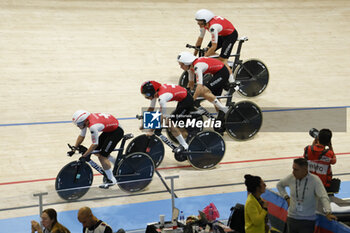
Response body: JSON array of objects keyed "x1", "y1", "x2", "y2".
[
  {"x1": 165, "y1": 175, "x2": 179, "y2": 215},
  {"x1": 33, "y1": 192, "x2": 48, "y2": 228}
]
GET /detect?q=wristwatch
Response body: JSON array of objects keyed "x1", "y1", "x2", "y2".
[{"x1": 284, "y1": 195, "x2": 290, "y2": 200}]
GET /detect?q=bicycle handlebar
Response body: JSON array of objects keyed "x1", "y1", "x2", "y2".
[
  {"x1": 185, "y1": 36, "x2": 248, "y2": 54},
  {"x1": 186, "y1": 44, "x2": 208, "y2": 53}
]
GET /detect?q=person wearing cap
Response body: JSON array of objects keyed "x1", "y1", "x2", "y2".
[
  {"x1": 194, "y1": 9, "x2": 238, "y2": 81},
  {"x1": 71, "y1": 110, "x2": 124, "y2": 188}
]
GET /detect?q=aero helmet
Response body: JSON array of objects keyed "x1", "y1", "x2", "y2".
[
  {"x1": 72, "y1": 110, "x2": 90, "y2": 126},
  {"x1": 141, "y1": 81, "x2": 161, "y2": 97},
  {"x1": 177, "y1": 52, "x2": 196, "y2": 65},
  {"x1": 195, "y1": 9, "x2": 214, "y2": 23}
]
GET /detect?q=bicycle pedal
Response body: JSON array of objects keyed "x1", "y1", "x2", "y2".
[
  {"x1": 99, "y1": 178, "x2": 116, "y2": 189},
  {"x1": 173, "y1": 146, "x2": 184, "y2": 154},
  {"x1": 99, "y1": 184, "x2": 111, "y2": 189},
  {"x1": 99, "y1": 182, "x2": 116, "y2": 189}
]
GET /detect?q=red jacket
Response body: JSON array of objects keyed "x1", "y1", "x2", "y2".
[{"x1": 304, "y1": 144, "x2": 336, "y2": 187}]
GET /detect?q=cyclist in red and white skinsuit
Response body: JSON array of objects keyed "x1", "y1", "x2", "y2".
[
  {"x1": 141, "y1": 81, "x2": 196, "y2": 154},
  {"x1": 177, "y1": 53, "x2": 229, "y2": 118},
  {"x1": 72, "y1": 110, "x2": 124, "y2": 188},
  {"x1": 194, "y1": 9, "x2": 238, "y2": 82}
]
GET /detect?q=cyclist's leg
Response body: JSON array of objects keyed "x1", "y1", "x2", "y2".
[
  {"x1": 175, "y1": 92, "x2": 200, "y2": 143},
  {"x1": 204, "y1": 68, "x2": 230, "y2": 113},
  {"x1": 218, "y1": 30, "x2": 238, "y2": 81},
  {"x1": 97, "y1": 127, "x2": 124, "y2": 186},
  {"x1": 171, "y1": 100, "x2": 193, "y2": 150}
]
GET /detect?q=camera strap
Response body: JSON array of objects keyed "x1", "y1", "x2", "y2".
[{"x1": 318, "y1": 148, "x2": 330, "y2": 161}]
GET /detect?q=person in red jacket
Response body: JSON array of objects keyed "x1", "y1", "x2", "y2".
[
  {"x1": 194, "y1": 9, "x2": 238, "y2": 82},
  {"x1": 71, "y1": 110, "x2": 124, "y2": 188},
  {"x1": 303, "y1": 128, "x2": 336, "y2": 192}
]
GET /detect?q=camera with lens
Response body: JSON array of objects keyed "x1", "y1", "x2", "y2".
[{"x1": 309, "y1": 128, "x2": 319, "y2": 138}]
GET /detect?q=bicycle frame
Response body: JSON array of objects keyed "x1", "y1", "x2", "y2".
[
  {"x1": 154, "y1": 129, "x2": 177, "y2": 151},
  {"x1": 72, "y1": 134, "x2": 133, "y2": 179},
  {"x1": 154, "y1": 128, "x2": 215, "y2": 156}
]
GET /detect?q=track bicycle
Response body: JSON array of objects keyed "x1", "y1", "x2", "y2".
[
  {"x1": 166, "y1": 82, "x2": 263, "y2": 141},
  {"x1": 55, "y1": 133, "x2": 156, "y2": 201},
  {"x1": 179, "y1": 36, "x2": 269, "y2": 97},
  {"x1": 127, "y1": 115, "x2": 226, "y2": 169}
]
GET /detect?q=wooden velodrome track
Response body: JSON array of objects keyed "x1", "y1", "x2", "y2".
[{"x1": 1, "y1": 0, "x2": 350, "y2": 221}]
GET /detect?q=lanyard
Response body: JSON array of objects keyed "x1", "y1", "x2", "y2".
[{"x1": 295, "y1": 177, "x2": 308, "y2": 202}]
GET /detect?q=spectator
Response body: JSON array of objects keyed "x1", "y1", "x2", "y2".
[
  {"x1": 77, "y1": 206, "x2": 113, "y2": 233},
  {"x1": 31, "y1": 208, "x2": 70, "y2": 233},
  {"x1": 304, "y1": 128, "x2": 336, "y2": 192},
  {"x1": 244, "y1": 174, "x2": 270, "y2": 233},
  {"x1": 277, "y1": 158, "x2": 337, "y2": 233}
]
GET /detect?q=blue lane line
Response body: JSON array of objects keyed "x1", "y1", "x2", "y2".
[
  {"x1": 0, "y1": 106, "x2": 349, "y2": 127},
  {"x1": 0, "y1": 117, "x2": 137, "y2": 127},
  {"x1": 262, "y1": 105, "x2": 350, "y2": 113}
]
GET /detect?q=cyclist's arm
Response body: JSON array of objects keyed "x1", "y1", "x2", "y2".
[
  {"x1": 82, "y1": 124, "x2": 104, "y2": 157},
  {"x1": 205, "y1": 24, "x2": 222, "y2": 56},
  {"x1": 194, "y1": 27, "x2": 205, "y2": 56},
  {"x1": 158, "y1": 93, "x2": 173, "y2": 116},
  {"x1": 188, "y1": 70, "x2": 195, "y2": 90},
  {"x1": 147, "y1": 98, "x2": 157, "y2": 112},
  {"x1": 140, "y1": 98, "x2": 157, "y2": 130},
  {"x1": 74, "y1": 128, "x2": 87, "y2": 149},
  {"x1": 193, "y1": 63, "x2": 209, "y2": 100}
]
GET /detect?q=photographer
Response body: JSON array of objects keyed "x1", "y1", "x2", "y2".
[{"x1": 304, "y1": 128, "x2": 336, "y2": 192}]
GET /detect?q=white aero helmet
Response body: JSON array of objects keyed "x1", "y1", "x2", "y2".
[
  {"x1": 177, "y1": 52, "x2": 196, "y2": 65},
  {"x1": 195, "y1": 9, "x2": 214, "y2": 23},
  {"x1": 72, "y1": 110, "x2": 90, "y2": 125}
]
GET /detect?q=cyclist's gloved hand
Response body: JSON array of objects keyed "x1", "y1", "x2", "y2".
[
  {"x1": 67, "y1": 150, "x2": 75, "y2": 157},
  {"x1": 78, "y1": 145, "x2": 88, "y2": 154},
  {"x1": 79, "y1": 156, "x2": 86, "y2": 163},
  {"x1": 194, "y1": 99, "x2": 201, "y2": 107},
  {"x1": 154, "y1": 128, "x2": 162, "y2": 136}
]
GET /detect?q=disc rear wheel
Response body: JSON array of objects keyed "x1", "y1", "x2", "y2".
[
  {"x1": 225, "y1": 101, "x2": 263, "y2": 140},
  {"x1": 126, "y1": 134, "x2": 164, "y2": 168},
  {"x1": 187, "y1": 131, "x2": 225, "y2": 169},
  {"x1": 116, "y1": 152, "x2": 155, "y2": 192},
  {"x1": 234, "y1": 59, "x2": 269, "y2": 97}
]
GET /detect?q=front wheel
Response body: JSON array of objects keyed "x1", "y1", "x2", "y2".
[
  {"x1": 116, "y1": 152, "x2": 155, "y2": 192},
  {"x1": 55, "y1": 161, "x2": 93, "y2": 201},
  {"x1": 234, "y1": 59, "x2": 269, "y2": 97},
  {"x1": 187, "y1": 131, "x2": 225, "y2": 169},
  {"x1": 225, "y1": 101, "x2": 263, "y2": 140}
]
